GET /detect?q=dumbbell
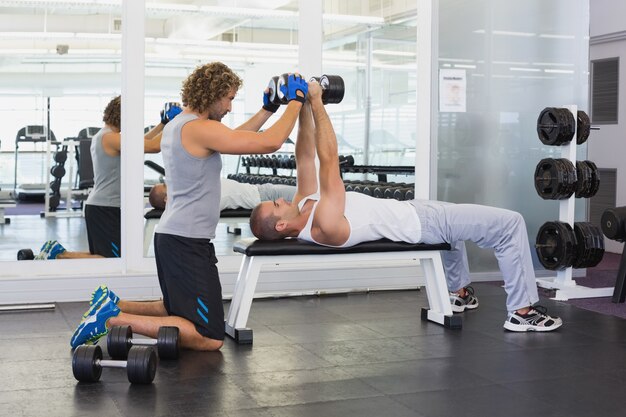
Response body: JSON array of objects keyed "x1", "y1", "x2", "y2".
[
  {"x1": 107, "y1": 325, "x2": 180, "y2": 360},
  {"x1": 309, "y1": 75, "x2": 345, "y2": 104},
  {"x1": 50, "y1": 165, "x2": 66, "y2": 178},
  {"x1": 17, "y1": 248, "x2": 34, "y2": 260},
  {"x1": 54, "y1": 150, "x2": 67, "y2": 164},
  {"x1": 72, "y1": 344, "x2": 157, "y2": 384}
]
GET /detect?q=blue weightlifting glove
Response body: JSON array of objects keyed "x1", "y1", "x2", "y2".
[
  {"x1": 279, "y1": 73, "x2": 308, "y2": 104},
  {"x1": 263, "y1": 89, "x2": 280, "y2": 113},
  {"x1": 160, "y1": 102, "x2": 182, "y2": 125}
]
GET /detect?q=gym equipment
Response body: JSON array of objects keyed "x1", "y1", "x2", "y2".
[
  {"x1": 50, "y1": 164, "x2": 66, "y2": 179},
  {"x1": 535, "y1": 221, "x2": 604, "y2": 270},
  {"x1": 534, "y1": 158, "x2": 577, "y2": 199},
  {"x1": 572, "y1": 222, "x2": 605, "y2": 268},
  {"x1": 72, "y1": 344, "x2": 157, "y2": 384},
  {"x1": 601, "y1": 206, "x2": 626, "y2": 242},
  {"x1": 271, "y1": 74, "x2": 345, "y2": 105},
  {"x1": 536, "y1": 107, "x2": 576, "y2": 146},
  {"x1": 576, "y1": 110, "x2": 591, "y2": 144},
  {"x1": 575, "y1": 160, "x2": 600, "y2": 198},
  {"x1": 535, "y1": 221, "x2": 577, "y2": 270},
  {"x1": 601, "y1": 206, "x2": 626, "y2": 303},
  {"x1": 107, "y1": 325, "x2": 179, "y2": 360},
  {"x1": 17, "y1": 248, "x2": 34, "y2": 260}
]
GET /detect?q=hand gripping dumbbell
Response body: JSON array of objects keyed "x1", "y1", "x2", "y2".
[
  {"x1": 107, "y1": 325, "x2": 180, "y2": 360},
  {"x1": 72, "y1": 344, "x2": 157, "y2": 384},
  {"x1": 161, "y1": 102, "x2": 182, "y2": 125}
]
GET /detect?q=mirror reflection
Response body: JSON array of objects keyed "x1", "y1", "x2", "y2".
[
  {"x1": 0, "y1": 2, "x2": 123, "y2": 261},
  {"x1": 141, "y1": 1, "x2": 417, "y2": 257}
]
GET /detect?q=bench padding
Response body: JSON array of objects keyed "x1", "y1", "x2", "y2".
[
  {"x1": 144, "y1": 208, "x2": 252, "y2": 220},
  {"x1": 233, "y1": 238, "x2": 450, "y2": 256}
]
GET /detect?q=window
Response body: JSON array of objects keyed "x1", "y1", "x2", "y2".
[{"x1": 591, "y1": 57, "x2": 619, "y2": 124}]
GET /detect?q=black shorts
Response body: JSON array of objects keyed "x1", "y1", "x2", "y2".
[
  {"x1": 84, "y1": 204, "x2": 121, "y2": 258},
  {"x1": 154, "y1": 232, "x2": 224, "y2": 341}
]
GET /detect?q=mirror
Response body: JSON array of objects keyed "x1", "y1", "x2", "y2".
[{"x1": 0, "y1": 2, "x2": 122, "y2": 261}]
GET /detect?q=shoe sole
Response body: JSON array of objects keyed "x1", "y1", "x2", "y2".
[
  {"x1": 503, "y1": 321, "x2": 563, "y2": 332},
  {"x1": 451, "y1": 302, "x2": 479, "y2": 313}
]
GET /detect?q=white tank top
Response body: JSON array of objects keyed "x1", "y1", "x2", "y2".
[{"x1": 297, "y1": 192, "x2": 421, "y2": 248}]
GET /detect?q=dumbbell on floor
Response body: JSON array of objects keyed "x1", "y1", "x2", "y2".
[
  {"x1": 17, "y1": 248, "x2": 34, "y2": 260},
  {"x1": 107, "y1": 325, "x2": 180, "y2": 360},
  {"x1": 72, "y1": 344, "x2": 157, "y2": 384}
]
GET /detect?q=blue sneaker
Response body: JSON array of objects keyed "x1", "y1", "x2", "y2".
[
  {"x1": 34, "y1": 240, "x2": 56, "y2": 260},
  {"x1": 34, "y1": 240, "x2": 66, "y2": 260},
  {"x1": 70, "y1": 298, "x2": 121, "y2": 349},
  {"x1": 87, "y1": 285, "x2": 120, "y2": 312}
]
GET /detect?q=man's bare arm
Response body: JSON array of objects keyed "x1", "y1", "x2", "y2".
[
  {"x1": 308, "y1": 83, "x2": 349, "y2": 245},
  {"x1": 291, "y1": 101, "x2": 317, "y2": 204}
]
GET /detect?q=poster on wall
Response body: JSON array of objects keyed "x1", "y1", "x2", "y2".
[{"x1": 439, "y1": 69, "x2": 466, "y2": 112}]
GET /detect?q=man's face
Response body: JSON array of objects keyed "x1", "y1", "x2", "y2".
[{"x1": 207, "y1": 88, "x2": 236, "y2": 121}]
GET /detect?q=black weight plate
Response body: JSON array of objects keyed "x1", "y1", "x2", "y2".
[
  {"x1": 127, "y1": 346, "x2": 157, "y2": 384},
  {"x1": 534, "y1": 159, "x2": 560, "y2": 199},
  {"x1": 157, "y1": 326, "x2": 180, "y2": 360},
  {"x1": 72, "y1": 345, "x2": 102, "y2": 383},
  {"x1": 107, "y1": 325, "x2": 132, "y2": 360},
  {"x1": 573, "y1": 222, "x2": 605, "y2": 268},
  {"x1": 50, "y1": 165, "x2": 66, "y2": 178},
  {"x1": 320, "y1": 74, "x2": 345, "y2": 104},
  {"x1": 54, "y1": 151, "x2": 67, "y2": 164},
  {"x1": 585, "y1": 160, "x2": 600, "y2": 198},
  {"x1": 601, "y1": 207, "x2": 626, "y2": 241},
  {"x1": 536, "y1": 221, "x2": 576, "y2": 270},
  {"x1": 577, "y1": 110, "x2": 591, "y2": 145},
  {"x1": 536, "y1": 107, "x2": 574, "y2": 146}
]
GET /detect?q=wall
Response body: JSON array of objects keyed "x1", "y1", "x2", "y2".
[{"x1": 589, "y1": 0, "x2": 626, "y2": 253}]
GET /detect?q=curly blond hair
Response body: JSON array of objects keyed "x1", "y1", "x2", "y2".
[
  {"x1": 181, "y1": 62, "x2": 242, "y2": 113},
  {"x1": 102, "y1": 95, "x2": 121, "y2": 130}
]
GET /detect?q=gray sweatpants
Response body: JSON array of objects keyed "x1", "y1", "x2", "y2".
[
  {"x1": 409, "y1": 200, "x2": 539, "y2": 312},
  {"x1": 256, "y1": 183, "x2": 297, "y2": 202}
]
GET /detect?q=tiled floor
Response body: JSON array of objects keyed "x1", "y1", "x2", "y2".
[{"x1": 1, "y1": 283, "x2": 625, "y2": 417}]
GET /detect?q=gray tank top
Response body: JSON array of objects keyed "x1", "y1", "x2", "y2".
[
  {"x1": 86, "y1": 126, "x2": 120, "y2": 207},
  {"x1": 157, "y1": 113, "x2": 222, "y2": 239}
]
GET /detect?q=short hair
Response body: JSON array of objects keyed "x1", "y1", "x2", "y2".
[
  {"x1": 103, "y1": 95, "x2": 121, "y2": 130},
  {"x1": 249, "y1": 203, "x2": 284, "y2": 241},
  {"x1": 181, "y1": 62, "x2": 243, "y2": 113},
  {"x1": 149, "y1": 184, "x2": 167, "y2": 210}
]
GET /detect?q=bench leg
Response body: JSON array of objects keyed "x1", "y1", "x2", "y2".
[
  {"x1": 225, "y1": 256, "x2": 262, "y2": 344},
  {"x1": 420, "y1": 254, "x2": 462, "y2": 329}
]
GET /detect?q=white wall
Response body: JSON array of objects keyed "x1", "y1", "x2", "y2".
[
  {"x1": 589, "y1": 1, "x2": 626, "y2": 253},
  {"x1": 590, "y1": 0, "x2": 626, "y2": 37}
]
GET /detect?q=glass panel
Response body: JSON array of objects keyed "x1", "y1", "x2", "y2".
[
  {"x1": 323, "y1": 4, "x2": 417, "y2": 185},
  {"x1": 437, "y1": 0, "x2": 590, "y2": 272},
  {"x1": 143, "y1": 0, "x2": 301, "y2": 257},
  {"x1": 0, "y1": 1, "x2": 122, "y2": 261}
]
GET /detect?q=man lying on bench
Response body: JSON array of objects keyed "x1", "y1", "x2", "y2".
[
  {"x1": 148, "y1": 179, "x2": 295, "y2": 211},
  {"x1": 250, "y1": 80, "x2": 562, "y2": 333}
]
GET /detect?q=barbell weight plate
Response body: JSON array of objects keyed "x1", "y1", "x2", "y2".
[
  {"x1": 536, "y1": 107, "x2": 567, "y2": 146},
  {"x1": 535, "y1": 221, "x2": 577, "y2": 270},
  {"x1": 585, "y1": 160, "x2": 600, "y2": 198},
  {"x1": 577, "y1": 110, "x2": 591, "y2": 145},
  {"x1": 107, "y1": 325, "x2": 133, "y2": 360},
  {"x1": 126, "y1": 346, "x2": 157, "y2": 384},
  {"x1": 72, "y1": 344, "x2": 102, "y2": 383},
  {"x1": 601, "y1": 207, "x2": 626, "y2": 242},
  {"x1": 156, "y1": 326, "x2": 180, "y2": 360}
]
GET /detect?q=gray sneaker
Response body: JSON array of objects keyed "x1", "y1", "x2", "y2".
[
  {"x1": 504, "y1": 305, "x2": 562, "y2": 332},
  {"x1": 449, "y1": 286, "x2": 479, "y2": 313}
]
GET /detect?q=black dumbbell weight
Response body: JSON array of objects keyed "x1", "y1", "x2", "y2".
[
  {"x1": 536, "y1": 107, "x2": 576, "y2": 146},
  {"x1": 268, "y1": 75, "x2": 280, "y2": 106},
  {"x1": 108, "y1": 325, "x2": 179, "y2": 360},
  {"x1": 50, "y1": 165, "x2": 66, "y2": 179},
  {"x1": 54, "y1": 150, "x2": 67, "y2": 164},
  {"x1": 17, "y1": 249, "x2": 34, "y2": 260},
  {"x1": 318, "y1": 74, "x2": 345, "y2": 104},
  {"x1": 72, "y1": 344, "x2": 157, "y2": 384},
  {"x1": 601, "y1": 206, "x2": 626, "y2": 242},
  {"x1": 405, "y1": 188, "x2": 414, "y2": 200},
  {"x1": 49, "y1": 194, "x2": 60, "y2": 211}
]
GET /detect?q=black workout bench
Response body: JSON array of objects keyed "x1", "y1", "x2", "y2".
[{"x1": 225, "y1": 238, "x2": 459, "y2": 344}]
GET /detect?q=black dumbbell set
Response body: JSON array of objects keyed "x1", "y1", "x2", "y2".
[
  {"x1": 49, "y1": 144, "x2": 69, "y2": 211},
  {"x1": 600, "y1": 206, "x2": 626, "y2": 303},
  {"x1": 72, "y1": 325, "x2": 180, "y2": 384},
  {"x1": 533, "y1": 107, "x2": 604, "y2": 271}
]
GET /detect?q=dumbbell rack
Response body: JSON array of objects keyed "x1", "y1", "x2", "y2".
[{"x1": 535, "y1": 105, "x2": 613, "y2": 300}]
